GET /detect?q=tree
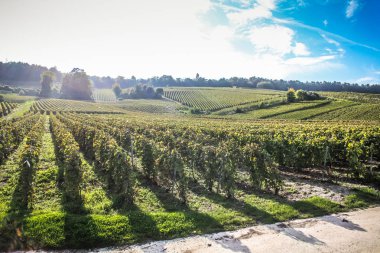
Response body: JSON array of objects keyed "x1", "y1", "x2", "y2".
[
  {"x1": 287, "y1": 88, "x2": 296, "y2": 102},
  {"x1": 112, "y1": 82, "x2": 122, "y2": 97},
  {"x1": 61, "y1": 68, "x2": 93, "y2": 100},
  {"x1": 0, "y1": 95, "x2": 3, "y2": 102},
  {"x1": 39, "y1": 71, "x2": 55, "y2": 97},
  {"x1": 156, "y1": 88, "x2": 164, "y2": 95},
  {"x1": 295, "y1": 89, "x2": 307, "y2": 101}
]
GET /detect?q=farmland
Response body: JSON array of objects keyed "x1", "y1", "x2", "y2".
[
  {"x1": 0, "y1": 88, "x2": 379, "y2": 251},
  {"x1": 163, "y1": 87, "x2": 285, "y2": 112}
]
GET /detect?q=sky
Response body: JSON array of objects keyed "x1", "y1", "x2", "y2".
[{"x1": 0, "y1": 0, "x2": 379, "y2": 83}]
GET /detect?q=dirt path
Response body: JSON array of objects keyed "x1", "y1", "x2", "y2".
[{"x1": 90, "y1": 206, "x2": 380, "y2": 253}]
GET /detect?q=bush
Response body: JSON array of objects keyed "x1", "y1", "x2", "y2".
[{"x1": 287, "y1": 88, "x2": 296, "y2": 102}]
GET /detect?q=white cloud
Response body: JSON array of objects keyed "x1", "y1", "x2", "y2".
[
  {"x1": 323, "y1": 19, "x2": 328, "y2": 26},
  {"x1": 249, "y1": 25, "x2": 294, "y2": 56},
  {"x1": 355, "y1": 76, "x2": 378, "y2": 84},
  {"x1": 293, "y1": 42, "x2": 310, "y2": 56},
  {"x1": 346, "y1": 0, "x2": 359, "y2": 18},
  {"x1": 285, "y1": 55, "x2": 336, "y2": 66},
  {"x1": 226, "y1": 0, "x2": 277, "y2": 26}
]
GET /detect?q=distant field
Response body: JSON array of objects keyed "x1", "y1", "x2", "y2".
[
  {"x1": 93, "y1": 89, "x2": 117, "y2": 102},
  {"x1": 226, "y1": 100, "x2": 329, "y2": 119},
  {"x1": 31, "y1": 99, "x2": 125, "y2": 114},
  {"x1": 1, "y1": 93, "x2": 35, "y2": 103},
  {"x1": 320, "y1": 91, "x2": 380, "y2": 104},
  {"x1": 115, "y1": 99, "x2": 181, "y2": 114},
  {"x1": 271, "y1": 100, "x2": 358, "y2": 120},
  {"x1": 314, "y1": 103, "x2": 380, "y2": 120},
  {"x1": 164, "y1": 87, "x2": 285, "y2": 112}
]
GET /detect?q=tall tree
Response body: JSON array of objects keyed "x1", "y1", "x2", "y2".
[
  {"x1": 39, "y1": 71, "x2": 55, "y2": 97},
  {"x1": 112, "y1": 82, "x2": 122, "y2": 97},
  {"x1": 61, "y1": 68, "x2": 93, "y2": 100}
]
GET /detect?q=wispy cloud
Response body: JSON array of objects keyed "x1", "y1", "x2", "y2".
[
  {"x1": 273, "y1": 17, "x2": 380, "y2": 52},
  {"x1": 346, "y1": 0, "x2": 359, "y2": 18},
  {"x1": 323, "y1": 19, "x2": 328, "y2": 26},
  {"x1": 321, "y1": 34, "x2": 340, "y2": 47}
]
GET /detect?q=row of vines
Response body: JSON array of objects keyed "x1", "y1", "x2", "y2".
[
  {"x1": 56, "y1": 113, "x2": 380, "y2": 204},
  {"x1": 0, "y1": 102, "x2": 17, "y2": 117}
]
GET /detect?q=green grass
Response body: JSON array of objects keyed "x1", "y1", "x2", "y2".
[
  {"x1": 1, "y1": 148, "x2": 379, "y2": 250},
  {"x1": 33, "y1": 116, "x2": 62, "y2": 212},
  {"x1": 2, "y1": 184, "x2": 376, "y2": 250}
]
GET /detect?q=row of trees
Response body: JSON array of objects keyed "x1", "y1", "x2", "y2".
[
  {"x1": 2, "y1": 61, "x2": 380, "y2": 94},
  {"x1": 112, "y1": 83, "x2": 163, "y2": 99},
  {"x1": 287, "y1": 88, "x2": 322, "y2": 102}
]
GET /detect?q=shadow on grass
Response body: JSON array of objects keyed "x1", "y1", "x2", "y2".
[
  {"x1": 133, "y1": 169, "x2": 224, "y2": 237},
  {"x1": 0, "y1": 155, "x2": 37, "y2": 251},
  {"x1": 189, "y1": 179, "x2": 279, "y2": 224}
]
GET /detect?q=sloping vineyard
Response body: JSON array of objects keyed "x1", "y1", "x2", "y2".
[
  {"x1": 30, "y1": 99, "x2": 126, "y2": 114},
  {"x1": 164, "y1": 88, "x2": 285, "y2": 112},
  {"x1": 114, "y1": 99, "x2": 181, "y2": 114},
  {"x1": 271, "y1": 100, "x2": 359, "y2": 120},
  {"x1": 93, "y1": 89, "x2": 117, "y2": 102},
  {"x1": 313, "y1": 103, "x2": 380, "y2": 121},
  {"x1": 0, "y1": 101, "x2": 18, "y2": 117}
]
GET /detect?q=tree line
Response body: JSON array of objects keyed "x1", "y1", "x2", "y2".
[{"x1": 1, "y1": 61, "x2": 380, "y2": 94}]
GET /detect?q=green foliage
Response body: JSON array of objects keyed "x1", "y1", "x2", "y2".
[
  {"x1": 61, "y1": 69, "x2": 93, "y2": 100},
  {"x1": 40, "y1": 71, "x2": 55, "y2": 98},
  {"x1": 56, "y1": 114, "x2": 135, "y2": 207},
  {"x1": 287, "y1": 88, "x2": 296, "y2": 102},
  {"x1": 295, "y1": 89, "x2": 321, "y2": 101},
  {"x1": 112, "y1": 83, "x2": 122, "y2": 97},
  {"x1": 50, "y1": 116, "x2": 84, "y2": 213},
  {"x1": 121, "y1": 84, "x2": 162, "y2": 99}
]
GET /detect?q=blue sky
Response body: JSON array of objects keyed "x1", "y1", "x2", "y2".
[{"x1": 0, "y1": 0, "x2": 379, "y2": 83}]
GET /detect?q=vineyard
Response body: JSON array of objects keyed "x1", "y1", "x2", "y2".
[
  {"x1": 114, "y1": 99, "x2": 182, "y2": 114},
  {"x1": 30, "y1": 99, "x2": 126, "y2": 114},
  {"x1": 0, "y1": 101, "x2": 18, "y2": 117},
  {"x1": 93, "y1": 89, "x2": 117, "y2": 102},
  {"x1": 0, "y1": 101, "x2": 379, "y2": 250},
  {"x1": 163, "y1": 87, "x2": 285, "y2": 112}
]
